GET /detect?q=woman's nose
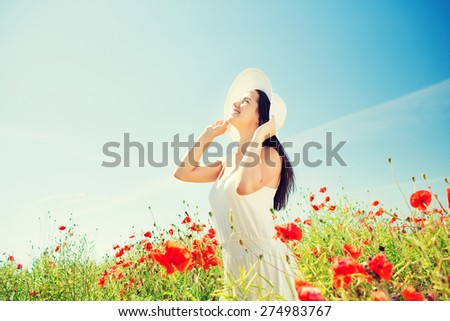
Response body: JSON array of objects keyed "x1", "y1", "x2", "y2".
[{"x1": 233, "y1": 101, "x2": 240, "y2": 108}]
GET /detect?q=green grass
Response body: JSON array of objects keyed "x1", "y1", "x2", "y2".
[{"x1": 1, "y1": 182, "x2": 449, "y2": 301}]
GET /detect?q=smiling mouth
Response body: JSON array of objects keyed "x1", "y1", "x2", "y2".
[{"x1": 232, "y1": 109, "x2": 240, "y2": 114}]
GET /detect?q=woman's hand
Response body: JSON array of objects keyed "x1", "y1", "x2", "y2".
[
  {"x1": 204, "y1": 119, "x2": 229, "y2": 139},
  {"x1": 254, "y1": 114, "x2": 277, "y2": 142}
]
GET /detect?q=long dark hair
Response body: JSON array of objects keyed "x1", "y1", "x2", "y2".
[{"x1": 255, "y1": 89, "x2": 296, "y2": 211}]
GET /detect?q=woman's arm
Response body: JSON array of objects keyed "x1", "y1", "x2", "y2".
[{"x1": 173, "y1": 120, "x2": 228, "y2": 183}]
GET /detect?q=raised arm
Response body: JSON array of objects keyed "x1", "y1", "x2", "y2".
[{"x1": 173, "y1": 120, "x2": 228, "y2": 183}]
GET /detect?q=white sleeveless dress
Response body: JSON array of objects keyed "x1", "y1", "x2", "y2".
[{"x1": 208, "y1": 153, "x2": 298, "y2": 301}]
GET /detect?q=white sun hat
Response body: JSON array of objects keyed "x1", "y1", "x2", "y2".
[{"x1": 224, "y1": 68, "x2": 287, "y2": 142}]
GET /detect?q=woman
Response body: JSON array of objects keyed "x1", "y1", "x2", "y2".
[{"x1": 174, "y1": 68, "x2": 297, "y2": 300}]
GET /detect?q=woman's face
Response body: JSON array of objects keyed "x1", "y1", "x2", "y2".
[{"x1": 228, "y1": 90, "x2": 259, "y2": 128}]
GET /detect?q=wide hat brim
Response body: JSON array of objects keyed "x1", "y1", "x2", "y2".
[{"x1": 224, "y1": 68, "x2": 287, "y2": 142}]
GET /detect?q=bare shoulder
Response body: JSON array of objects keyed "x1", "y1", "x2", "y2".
[{"x1": 261, "y1": 146, "x2": 282, "y2": 167}]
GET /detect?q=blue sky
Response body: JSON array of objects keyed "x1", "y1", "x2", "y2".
[{"x1": 0, "y1": 0, "x2": 449, "y2": 265}]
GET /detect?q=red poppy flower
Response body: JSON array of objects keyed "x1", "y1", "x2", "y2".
[
  {"x1": 151, "y1": 240, "x2": 193, "y2": 274},
  {"x1": 191, "y1": 238, "x2": 221, "y2": 271},
  {"x1": 309, "y1": 194, "x2": 315, "y2": 202},
  {"x1": 312, "y1": 204, "x2": 319, "y2": 211},
  {"x1": 389, "y1": 214, "x2": 398, "y2": 224},
  {"x1": 181, "y1": 216, "x2": 192, "y2": 224},
  {"x1": 190, "y1": 222, "x2": 205, "y2": 232},
  {"x1": 7, "y1": 255, "x2": 14, "y2": 262},
  {"x1": 332, "y1": 256, "x2": 371, "y2": 288},
  {"x1": 17, "y1": 264, "x2": 23, "y2": 270},
  {"x1": 98, "y1": 277, "x2": 106, "y2": 288},
  {"x1": 144, "y1": 231, "x2": 152, "y2": 238},
  {"x1": 58, "y1": 226, "x2": 66, "y2": 231},
  {"x1": 371, "y1": 290, "x2": 388, "y2": 301},
  {"x1": 375, "y1": 207, "x2": 384, "y2": 216},
  {"x1": 410, "y1": 190, "x2": 432, "y2": 211},
  {"x1": 319, "y1": 186, "x2": 327, "y2": 193},
  {"x1": 325, "y1": 196, "x2": 330, "y2": 202},
  {"x1": 372, "y1": 200, "x2": 379, "y2": 207},
  {"x1": 55, "y1": 245, "x2": 60, "y2": 252},
  {"x1": 368, "y1": 253, "x2": 393, "y2": 281},
  {"x1": 333, "y1": 275, "x2": 352, "y2": 289},
  {"x1": 294, "y1": 279, "x2": 326, "y2": 300},
  {"x1": 274, "y1": 223, "x2": 303, "y2": 243},
  {"x1": 402, "y1": 286, "x2": 424, "y2": 301},
  {"x1": 115, "y1": 248, "x2": 125, "y2": 258},
  {"x1": 342, "y1": 243, "x2": 362, "y2": 259},
  {"x1": 332, "y1": 256, "x2": 360, "y2": 276},
  {"x1": 297, "y1": 285, "x2": 327, "y2": 301},
  {"x1": 446, "y1": 187, "x2": 450, "y2": 209},
  {"x1": 328, "y1": 205, "x2": 336, "y2": 211}
]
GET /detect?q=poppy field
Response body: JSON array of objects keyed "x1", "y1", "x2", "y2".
[{"x1": 1, "y1": 175, "x2": 449, "y2": 301}]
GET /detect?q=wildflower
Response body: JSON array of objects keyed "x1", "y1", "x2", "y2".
[
  {"x1": 410, "y1": 190, "x2": 432, "y2": 211},
  {"x1": 168, "y1": 228, "x2": 174, "y2": 236},
  {"x1": 303, "y1": 219, "x2": 312, "y2": 226},
  {"x1": 150, "y1": 240, "x2": 193, "y2": 274},
  {"x1": 181, "y1": 216, "x2": 192, "y2": 224},
  {"x1": 389, "y1": 214, "x2": 398, "y2": 224},
  {"x1": 115, "y1": 248, "x2": 125, "y2": 258},
  {"x1": 55, "y1": 245, "x2": 60, "y2": 252},
  {"x1": 333, "y1": 275, "x2": 352, "y2": 289},
  {"x1": 17, "y1": 264, "x2": 23, "y2": 270},
  {"x1": 332, "y1": 256, "x2": 361, "y2": 276},
  {"x1": 332, "y1": 256, "x2": 371, "y2": 289},
  {"x1": 320, "y1": 186, "x2": 327, "y2": 193},
  {"x1": 144, "y1": 231, "x2": 152, "y2": 238},
  {"x1": 191, "y1": 238, "x2": 221, "y2": 271},
  {"x1": 446, "y1": 187, "x2": 450, "y2": 209},
  {"x1": 58, "y1": 226, "x2": 66, "y2": 231},
  {"x1": 342, "y1": 243, "x2": 362, "y2": 260},
  {"x1": 368, "y1": 253, "x2": 393, "y2": 281},
  {"x1": 402, "y1": 286, "x2": 424, "y2": 301},
  {"x1": 372, "y1": 200, "x2": 379, "y2": 207},
  {"x1": 274, "y1": 223, "x2": 303, "y2": 243},
  {"x1": 295, "y1": 279, "x2": 327, "y2": 301},
  {"x1": 375, "y1": 207, "x2": 384, "y2": 216},
  {"x1": 412, "y1": 217, "x2": 426, "y2": 229},
  {"x1": 7, "y1": 255, "x2": 14, "y2": 262},
  {"x1": 328, "y1": 205, "x2": 336, "y2": 211},
  {"x1": 309, "y1": 194, "x2": 315, "y2": 202},
  {"x1": 190, "y1": 222, "x2": 205, "y2": 232},
  {"x1": 371, "y1": 290, "x2": 388, "y2": 301},
  {"x1": 312, "y1": 204, "x2": 320, "y2": 211},
  {"x1": 29, "y1": 291, "x2": 38, "y2": 297},
  {"x1": 98, "y1": 277, "x2": 106, "y2": 288},
  {"x1": 325, "y1": 196, "x2": 330, "y2": 202},
  {"x1": 206, "y1": 228, "x2": 216, "y2": 239}
]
